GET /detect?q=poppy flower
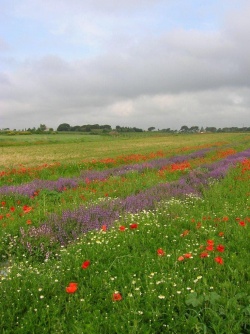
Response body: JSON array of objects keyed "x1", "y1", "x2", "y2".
[
  {"x1": 66, "y1": 282, "x2": 78, "y2": 294},
  {"x1": 178, "y1": 256, "x2": 185, "y2": 261},
  {"x1": 218, "y1": 232, "x2": 224, "y2": 237},
  {"x1": 206, "y1": 245, "x2": 214, "y2": 251},
  {"x1": 214, "y1": 256, "x2": 224, "y2": 265},
  {"x1": 157, "y1": 248, "x2": 165, "y2": 256},
  {"x1": 10, "y1": 207, "x2": 15, "y2": 212},
  {"x1": 112, "y1": 292, "x2": 122, "y2": 301},
  {"x1": 196, "y1": 222, "x2": 202, "y2": 229},
  {"x1": 239, "y1": 221, "x2": 246, "y2": 226},
  {"x1": 130, "y1": 223, "x2": 138, "y2": 229},
  {"x1": 200, "y1": 251, "x2": 209, "y2": 258},
  {"x1": 102, "y1": 225, "x2": 107, "y2": 232},
  {"x1": 81, "y1": 260, "x2": 90, "y2": 269},
  {"x1": 26, "y1": 219, "x2": 32, "y2": 225},
  {"x1": 180, "y1": 230, "x2": 189, "y2": 237},
  {"x1": 23, "y1": 205, "x2": 32, "y2": 213},
  {"x1": 207, "y1": 239, "x2": 214, "y2": 245},
  {"x1": 119, "y1": 225, "x2": 126, "y2": 231},
  {"x1": 184, "y1": 253, "x2": 192, "y2": 258},
  {"x1": 216, "y1": 244, "x2": 225, "y2": 252}
]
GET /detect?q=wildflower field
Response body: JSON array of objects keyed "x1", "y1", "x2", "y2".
[{"x1": 0, "y1": 133, "x2": 249, "y2": 333}]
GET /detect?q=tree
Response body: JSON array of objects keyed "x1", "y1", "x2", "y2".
[
  {"x1": 39, "y1": 124, "x2": 47, "y2": 131},
  {"x1": 148, "y1": 127, "x2": 155, "y2": 131},
  {"x1": 57, "y1": 123, "x2": 71, "y2": 131},
  {"x1": 180, "y1": 125, "x2": 189, "y2": 132}
]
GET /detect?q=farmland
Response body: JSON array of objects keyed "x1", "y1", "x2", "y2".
[{"x1": 0, "y1": 132, "x2": 249, "y2": 333}]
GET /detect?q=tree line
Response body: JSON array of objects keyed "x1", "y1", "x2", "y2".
[{"x1": 1, "y1": 123, "x2": 250, "y2": 134}]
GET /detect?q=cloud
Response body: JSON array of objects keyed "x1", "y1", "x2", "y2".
[{"x1": 1, "y1": 0, "x2": 250, "y2": 130}]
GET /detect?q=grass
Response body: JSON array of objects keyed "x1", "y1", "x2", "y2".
[
  {"x1": 0, "y1": 133, "x2": 249, "y2": 333},
  {"x1": 0, "y1": 132, "x2": 248, "y2": 168}
]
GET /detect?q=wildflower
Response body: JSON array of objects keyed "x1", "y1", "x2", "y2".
[
  {"x1": 157, "y1": 248, "x2": 165, "y2": 256},
  {"x1": 81, "y1": 260, "x2": 90, "y2": 269},
  {"x1": 119, "y1": 225, "x2": 126, "y2": 231},
  {"x1": 178, "y1": 256, "x2": 185, "y2": 261},
  {"x1": 10, "y1": 207, "x2": 15, "y2": 212},
  {"x1": 239, "y1": 221, "x2": 246, "y2": 227},
  {"x1": 214, "y1": 257, "x2": 224, "y2": 265},
  {"x1": 23, "y1": 205, "x2": 32, "y2": 213},
  {"x1": 112, "y1": 292, "x2": 122, "y2": 301},
  {"x1": 180, "y1": 230, "x2": 189, "y2": 237},
  {"x1": 184, "y1": 253, "x2": 192, "y2": 258},
  {"x1": 102, "y1": 225, "x2": 107, "y2": 232},
  {"x1": 216, "y1": 244, "x2": 225, "y2": 252},
  {"x1": 206, "y1": 245, "x2": 214, "y2": 251},
  {"x1": 158, "y1": 295, "x2": 165, "y2": 299},
  {"x1": 207, "y1": 240, "x2": 214, "y2": 245},
  {"x1": 130, "y1": 223, "x2": 138, "y2": 229},
  {"x1": 200, "y1": 251, "x2": 209, "y2": 258},
  {"x1": 218, "y1": 232, "x2": 224, "y2": 237},
  {"x1": 66, "y1": 282, "x2": 78, "y2": 294},
  {"x1": 26, "y1": 220, "x2": 32, "y2": 225}
]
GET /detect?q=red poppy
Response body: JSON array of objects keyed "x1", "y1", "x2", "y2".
[
  {"x1": 216, "y1": 244, "x2": 225, "y2": 252},
  {"x1": 1, "y1": 201, "x2": 6, "y2": 207},
  {"x1": 214, "y1": 256, "x2": 224, "y2": 265},
  {"x1": 184, "y1": 253, "x2": 192, "y2": 258},
  {"x1": 130, "y1": 223, "x2": 138, "y2": 229},
  {"x1": 178, "y1": 256, "x2": 185, "y2": 261},
  {"x1": 119, "y1": 225, "x2": 126, "y2": 231},
  {"x1": 180, "y1": 230, "x2": 189, "y2": 237},
  {"x1": 10, "y1": 207, "x2": 15, "y2": 212},
  {"x1": 23, "y1": 205, "x2": 32, "y2": 213},
  {"x1": 157, "y1": 248, "x2": 165, "y2": 256},
  {"x1": 239, "y1": 221, "x2": 246, "y2": 227},
  {"x1": 26, "y1": 219, "x2": 32, "y2": 225},
  {"x1": 206, "y1": 245, "x2": 214, "y2": 251},
  {"x1": 207, "y1": 239, "x2": 214, "y2": 245},
  {"x1": 112, "y1": 292, "x2": 122, "y2": 301},
  {"x1": 102, "y1": 225, "x2": 107, "y2": 231},
  {"x1": 196, "y1": 222, "x2": 202, "y2": 229},
  {"x1": 218, "y1": 232, "x2": 224, "y2": 237},
  {"x1": 66, "y1": 282, "x2": 78, "y2": 294},
  {"x1": 200, "y1": 251, "x2": 209, "y2": 258},
  {"x1": 81, "y1": 260, "x2": 90, "y2": 269}
]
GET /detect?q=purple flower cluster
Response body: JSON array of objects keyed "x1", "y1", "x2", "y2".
[
  {"x1": 0, "y1": 148, "x2": 211, "y2": 197},
  {"x1": 21, "y1": 148, "x2": 250, "y2": 253}
]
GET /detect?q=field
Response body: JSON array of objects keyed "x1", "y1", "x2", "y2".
[{"x1": 0, "y1": 132, "x2": 249, "y2": 333}]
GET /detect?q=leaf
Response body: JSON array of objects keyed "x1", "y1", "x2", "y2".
[{"x1": 185, "y1": 292, "x2": 204, "y2": 307}]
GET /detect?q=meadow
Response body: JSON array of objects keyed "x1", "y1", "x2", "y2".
[{"x1": 0, "y1": 132, "x2": 249, "y2": 333}]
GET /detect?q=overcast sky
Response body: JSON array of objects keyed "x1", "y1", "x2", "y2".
[{"x1": 0, "y1": 0, "x2": 250, "y2": 131}]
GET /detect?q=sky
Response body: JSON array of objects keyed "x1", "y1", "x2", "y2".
[{"x1": 0, "y1": 0, "x2": 250, "y2": 131}]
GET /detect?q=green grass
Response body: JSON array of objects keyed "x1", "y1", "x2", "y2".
[{"x1": 0, "y1": 134, "x2": 249, "y2": 333}]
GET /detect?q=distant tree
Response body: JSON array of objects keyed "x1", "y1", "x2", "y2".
[
  {"x1": 205, "y1": 127, "x2": 217, "y2": 133},
  {"x1": 148, "y1": 127, "x2": 155, "y2": 131},
  {"x1": 57, "y1": 123, "x2": 71, "y2": 131},
  {"x1": 190, "y1": 126, "x2": 199, "y2": 133},
  {"x1": 180, "y1": 125, "x2": 189, "y2": 132},
  {"x1": 39, "y1": 124, "x2": 47, "y2": 131}
]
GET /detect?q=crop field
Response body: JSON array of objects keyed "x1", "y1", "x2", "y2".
[{"x1": 0, "y1": 132, "x2": 249, "y2": 333}]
